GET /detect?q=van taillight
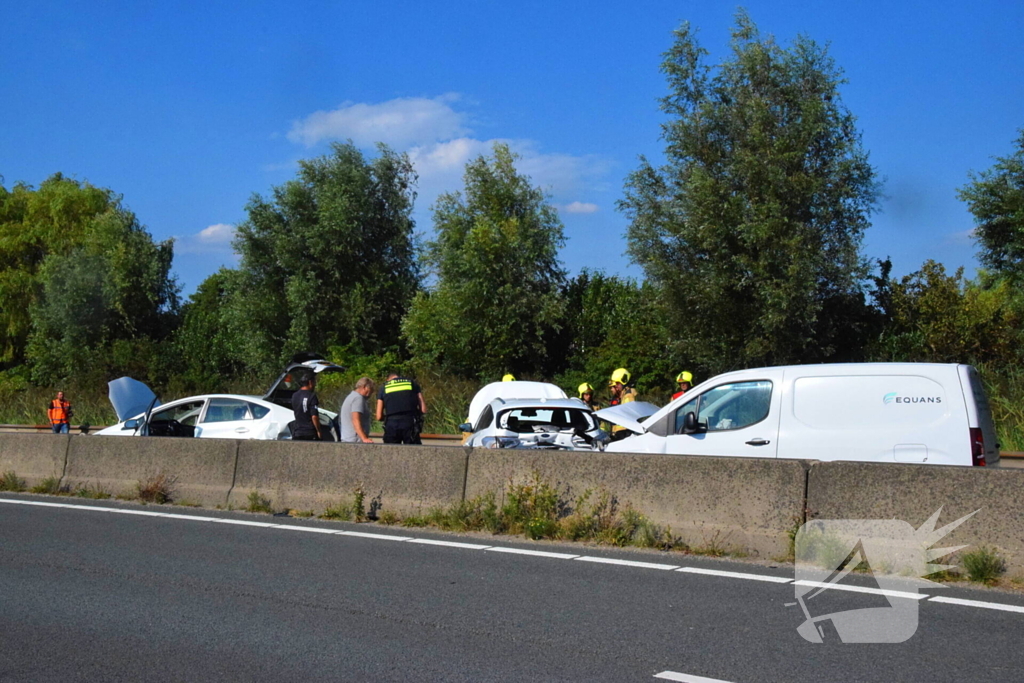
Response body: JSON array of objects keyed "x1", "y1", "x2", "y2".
[{"x1": 970, "y1": 428, "x2": 987, "y2": 467}]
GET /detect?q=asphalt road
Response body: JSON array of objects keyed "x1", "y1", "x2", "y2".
[{"x1": 1, "y1": 495, "x2": 1022, "y2": 682}]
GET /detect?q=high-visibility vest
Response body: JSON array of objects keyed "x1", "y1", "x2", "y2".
[{"x1": 48, "y1": 399, "x2": 71, "y2": 425}]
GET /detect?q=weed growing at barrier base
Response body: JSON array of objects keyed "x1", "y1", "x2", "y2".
[
  {"x1": 136, "y1": 474, "x2": 175, "y2": 504},
  {"x1": 378, "y1": 510, "x2": 399, "y2": 525},
  {"x1": 0, "y1": 471, "x2": 26, "y2": 492},
  {"x1": 290, "y1": 509, "x2": 314, "y2": 518},
  {"x1": 387, "y1": 472, "x2": 685, "y2": 552},
  {"x1": 961, "y1": 546, "x2": 1007, "y2": 585},
  {"x1": 72, "y1": 483, "x2": 111, "y2": 500},
  {"x1": 30, "y1": 476, "x2": 65, "y2": 495},
  {"x1": 173, "y1": 499, "x2": 202, "y2": 508},
  {"x1": 320, "y1": 502, "x2": 353, "y2": 521},
  {"x1": 352, "y1": 486, "x2": 366, "y2": 522},
  {"x1": 245, "y1": 490, "x2": 273, "y2": 514}
]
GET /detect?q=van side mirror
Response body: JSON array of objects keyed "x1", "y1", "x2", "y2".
[
  {"x1": 458, "y1": 423, "x2": 473, "y2": 433},
  {"x1": 682, "y1": 411, "x2": 706, "y2": 435}
]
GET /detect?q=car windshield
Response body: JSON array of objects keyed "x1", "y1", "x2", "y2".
[{"x1": 498, "y1": 407, "x2": 596, "y2": 433}]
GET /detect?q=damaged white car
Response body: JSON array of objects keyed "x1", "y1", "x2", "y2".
[
  {"x1": 94, "y1": 355, "x2": 343, "y2": 441},
  {"x1": 459, "y1": 381, "x2": 609, "y2": 450}
]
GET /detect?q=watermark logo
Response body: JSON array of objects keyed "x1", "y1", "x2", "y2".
[
  {"x1": 790, "y1": 508, "x2": 978, "y2": 643},
  {"x1": 883, "y1": 392, "x2": 897, "y2": 405}
]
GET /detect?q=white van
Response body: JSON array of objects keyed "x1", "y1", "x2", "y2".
[{"x1": 597, "y1": 363, "x2": 999, "y2": 466}]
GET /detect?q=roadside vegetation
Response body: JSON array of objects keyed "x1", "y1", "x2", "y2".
[{"x1": 0, "y1": 12, "x2": 1022, "y2": 444}]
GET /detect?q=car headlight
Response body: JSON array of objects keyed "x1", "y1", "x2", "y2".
[{"x1": 481, "y1": 436, "x2": 521, "y2": 449}]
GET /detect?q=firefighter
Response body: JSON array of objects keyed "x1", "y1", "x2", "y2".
[
  {"x1": 673, "y1": 371, "x2": 694, "y2": 400},
  {"x1": 47, "y1": 391, "x2": 73, "y2": 434},
  {"x1": 578, "y1": 382, "x2": 601, "y2": 411},
  {"x1": 502, "y1": 373, "x2": 516, "y2": 382},
  {"x1": 607, "y1": 368, "x2": 637, "y2": 439}
]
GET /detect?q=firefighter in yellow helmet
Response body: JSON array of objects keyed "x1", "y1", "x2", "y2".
[
  {"x1": 607, "y1": 368, "x2": 638, "y2": 438},
  {"x1": 577, "y1": 382, "x2": 601, "y2": 411},
  {"x1": 502, "y1": 373, "x2": 516, "y2": 382},
  {"x1": 673, "y1": 371, "x2": 694, "y2": 400}
]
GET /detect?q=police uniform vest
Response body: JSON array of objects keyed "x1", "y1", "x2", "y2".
[{"x1": 381, "y1": 377, "x2": 420, "y2": 421}]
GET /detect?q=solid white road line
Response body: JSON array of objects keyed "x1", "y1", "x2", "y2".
[
  {"x1": 271, "y1": 525, "x2": 341, "y2": 534},
  {"x1": 928, "y1": 596, "x2": 1024, "y2": 613},
  {"x1": 486, "y1": 547, "x2": 579, "y2": 559},
  {"x1": 213, "y1": 518, "x2": 281, "y2": 528},
  {"x1": 575, "y1": 556, "x2": 678, "y2": 570},
  {"x1": 792, "y1": 579, "x2": 926, "y2": 600},
  {"x1": 677, "y1": 567, "x2": 792, "y2": 584},
  {"x1": 654, "y1": 671, "x2": 736, "y2": 682},
  {"x1": 407, "y1": 538, "x2": 492, "y2": 550},
  {"x1": 337, "y1": 530, "x2": 414, "y2": 541}
]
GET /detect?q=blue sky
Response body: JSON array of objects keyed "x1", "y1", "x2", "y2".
[{"x1": 2, "y1": 1, "x2": 1022, "y2": 296}]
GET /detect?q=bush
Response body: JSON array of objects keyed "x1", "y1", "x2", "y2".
[
  {"x1": 961, "y1": 546, "x2": 1007, "y2": 585},
  {"x1": 30, "y1": 476, "x2": 65, "y2": 495},
  {"x1": 0, "y1": 471, "x2": 26, "y2": 492},
  {"x1": 245, "y1": 490, "x2": 273, "y2": 514}
]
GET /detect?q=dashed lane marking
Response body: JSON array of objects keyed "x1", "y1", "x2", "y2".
[
  {"x1": 677, "y1": 567, "x2": 792, "y2": 584},
  {"x1": 928, "y1": 596, "x2": 1024, "y2": 613},
  {"x1": 792, "y1": 579, "x2": 927, "y2": 601},
  {"x1": 574, "y1": 556, "x2": 678, "y2": 570},
  {"x1": 654, "y1": 671, "x2": 736, "y2": 682},
  {"x1": 485, "y1": 547, "x2": 578, "y2": 559}
]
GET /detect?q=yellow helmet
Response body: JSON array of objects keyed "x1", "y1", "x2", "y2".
[
  {"x1": 502, "y1": 373, "x2": 516, "y2": 382},
  {"x1": 577, "y1": 382, "x2": 594, "y2": 397},
  {"x1": 609, "y1": 368, "x2": 630, "y2": 386},
  {"x1": 676, "y1": 371, "x2": 693, "y2": 384}
]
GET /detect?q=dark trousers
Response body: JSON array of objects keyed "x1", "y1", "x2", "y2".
[
  {"x1": 383, "y1": 419, "x2": 421, "y2": 445},
  {"x1": 292, "y1": 430, "x2": 320, "y2": 441}
]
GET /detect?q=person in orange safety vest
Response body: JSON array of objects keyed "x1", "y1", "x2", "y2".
[{"x1": 48, "y1": 391, "x2": 73, "y2": 434}]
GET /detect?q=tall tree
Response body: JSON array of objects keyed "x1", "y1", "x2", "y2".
[
  {"x1": 0, "y1": 174, "x2": 177, "y2": 383},
  {"x1": 231, "y1": 142, "x2": 419, "y2": 372},
  {"x1": 402, "y1": 143, "x2": 566, "y2": 376},
  {"x1": 958, "y1": 130, "x2": 1024, "y2": 284},
  {"x1": 620, "y1": 12, "x2": 879, "y2": 373}
]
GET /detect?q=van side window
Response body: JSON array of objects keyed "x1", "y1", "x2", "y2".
[{"x1": 675, "y1": 381, "x2": 773, "y2": 433}]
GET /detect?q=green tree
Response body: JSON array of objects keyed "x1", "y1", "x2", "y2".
[
  {"x1": 231, "y1": 142, "x2": 420, "y2": 372},
  {"x1": 620, "y1": 12, "x2": 879, "y2": 374},
  {"x1": 402, "y1": 143, "x2": 566, "y2": 377},
  {"x1": 958, "y1": 130, "x2": 1024, "y2": 283},
  {"x1": 0, "y1": 174, "x2": 177, "y2": 384},
  {"x1": 172, "y1": 269, "x2": 247, "y2": 390}
]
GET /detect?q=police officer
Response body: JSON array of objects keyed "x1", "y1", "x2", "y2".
[
  {"x1": 375, "y1": 371, "x2": 427, "y2": 444},
  {"x1": 290, "y1": 369, "x2": 322, "y2": 441}
]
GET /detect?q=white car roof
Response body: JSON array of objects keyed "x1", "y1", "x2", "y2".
[
  {"x1": 466, "y1": 381, "x2": 568, "y2": 426},
  {"x1": 491, "y1": 398, "x2": 591, "y2": 412}
]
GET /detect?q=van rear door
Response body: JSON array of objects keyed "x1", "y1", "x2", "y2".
[{"x1": 958, "y1": 365, "x2": 999, "y2": 466}]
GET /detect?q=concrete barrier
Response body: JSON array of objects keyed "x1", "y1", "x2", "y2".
[
  {"x1": 66, "y1": 436, "x2": 238, "y2": 507},
  {"x1": 0, "y1": 433, "x2": 70, "y2": 487},
  {"x1": 466, "y1": 449, "x2": 809, "y2": 558},
  {"x1": 807, "y1": 462, "x2": 1024, "y2": 574},
  {"x1": 228, "y1": 441, "x2": 469, "y2": 515}
]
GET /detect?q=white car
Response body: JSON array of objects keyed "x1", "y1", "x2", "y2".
[
  {"x1": 459, "y1": 381, "x2": 608, "y2": 450},
  {"x1": 95, "y1": 356, "x2": 343, "y2": 441}
]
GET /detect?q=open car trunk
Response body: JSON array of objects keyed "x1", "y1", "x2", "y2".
[{"x1": 262, "y1": 354, "x2": 346, "y2": 408}]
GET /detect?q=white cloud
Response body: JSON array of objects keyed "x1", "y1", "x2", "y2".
[
  {"x1": 198, "y1": 223, "x2": 236, "y2": 243},
  {"x1": 560, "y1": 201, "x2": 599, "y2": 214},
  {"x1": 287, "y1": 94, "x2": 469, "y2": 148},
  {"x1": 946, "y1": 228, "x2": 977, "y2": 245}
]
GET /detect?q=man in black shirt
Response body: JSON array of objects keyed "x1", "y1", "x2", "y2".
[
  {"x1": 290, "y1": 370, "x2": 322, "y2": 441},
  {"x1": 375, "y1": 372, "x2": 427, "y2": 444}
]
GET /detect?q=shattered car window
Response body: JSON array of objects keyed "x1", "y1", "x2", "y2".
[{"x1": 498, "y1": 408, "x2": 596, "y2": 433}]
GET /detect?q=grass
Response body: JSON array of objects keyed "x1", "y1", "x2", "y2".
[
  {"x1": 72, "y1": 483, "x2": 112, "y2": 499},
  {"x1": 136, "y1": 474, "x2": 175, "y2": 504},
  {"x1": 31, "y1": 476, "x2": 67, "y2": 495},
  {"x1": 0, "y1": 471, "x2": 26, "y2": 492},
  {"x1": 245, "y1": 490, "x2": 273, "y2": 514},
  {"x1": 960, "y1": 546, "x2": 1007, "y2": 585},
  {"x1": 387, "y1": 472, "x2": 687, "y2": 552}
]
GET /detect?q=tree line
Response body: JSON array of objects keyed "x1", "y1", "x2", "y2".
[{"x1": 2, "y1": 13, "x2": 1023, "y2": 431}]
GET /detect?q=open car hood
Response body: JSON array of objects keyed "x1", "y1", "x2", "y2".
[
  {"x1": 466, "y1": 381, "x2": 568, "y2": 427},
  {"x1": 262, "y1": 354, "x2": 345, "y2": 408},
  {"x1": 108, "y1": 377, "x2": 161, "y2": 422},
  {"x1": 594, "y1": 401, "x2": 660, "y2": 435}
]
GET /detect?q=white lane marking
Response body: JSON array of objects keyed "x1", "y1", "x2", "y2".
[
  {"x1": 152, "y1": 513, "x2": 224, "y2": 522},
  {"x1": 408, "y1": 538, "x2": 491, "y2": 550},
  {"x1": 677, "y1": 567, "x2": 792, "y2": 584},
  {"x1": 338, "y1": 530, "x2": 414, "y2": 541},
  {"x1": 792, "y1": 579, "x2": 926, "y2": 600},
  {"x1": 213, "y1": 518, "x2": 281, "y2": 528},
  {"x1": 575, "y1": 556, "x2": 678, "y2": 570},
  {"x1": 654, "y1": 671, "x2": 736, "y2": 682},
  {"x1": 271, "y1": 525, "x2": 341, "y2": 534},
  {"x1": 928, "y1": 596, "x2": 1024, "y2": 613},
  {"x1": 486, "y1": 547, "x2": 578, "y2": 559}
]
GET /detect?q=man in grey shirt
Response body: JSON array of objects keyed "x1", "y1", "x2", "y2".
[{"x1": 340, "y1": 377, "x2": 375, "y2": 443}]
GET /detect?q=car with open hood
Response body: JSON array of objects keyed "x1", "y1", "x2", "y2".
[
  {"x1": 94, "y1": 354, "x2": 344, "y2": 441},
  {"x1": 459, "y1": 381, "x2": 608, "y2": 450}
]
